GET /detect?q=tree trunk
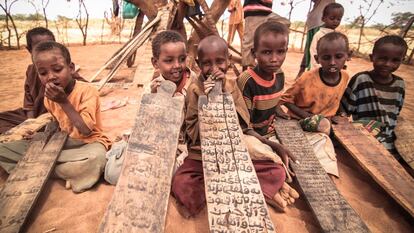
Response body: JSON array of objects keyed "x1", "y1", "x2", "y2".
[
  {"x1": 9, "y1": 12, "x2": 20, "y2": 49},
  {"x1": 127, "y1": 0, "x2": 168, "y2": 20},
  {"x1": 357, "y1": 17, "x2": 365, "y2": 53},
  {"x1": 400, "y1": 16, "x2": 414, "y2": 38},
  {"x1": 187, "y1": 0, "x2": 231, "y2": 60},
  {"x1": 43, "y1": 8, "x2": 48, "y2": 28}
]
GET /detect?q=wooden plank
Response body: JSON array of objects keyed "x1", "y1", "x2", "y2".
[
  {"x1": 199, "y1": 82, "x2": 276, "y2": 233},
  {"x1": 0, "y1": 128, "x2": 68, "y2": 232},
  {"x1": 333, "y1": 121, "x2": 414, "y2": 217},
  {"x1": 99, "y1": 80, "x2": 184, "y2": 233},
  {"x1": 0, "y1": 113, "x2": 52, "y2": 143},
  {"x1": 274, "y1": 119, "x2": 370, "y2": 233},
  {"x1": 394, "y1": 117, "x2": 414, "y2": 169},
  {"x1": 133, "y1": 4, "x2": 177, "y2": 88}
]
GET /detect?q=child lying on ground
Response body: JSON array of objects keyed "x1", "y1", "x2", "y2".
[
  {"x1": 0, "y1": 27, "x2": 84, "y2": 134},
  {"x1": 0, "y1": 41, "x2": 111, "y2": 193},
  {"x1": 171, "y1": 35, "x2": 298, "y2": 218},
  {"x1": 281, "y1": 32, "x2": 351, "y2": 176},
  {"x1": 341, "y1": 35, "x2": 407, "y2": 158}
]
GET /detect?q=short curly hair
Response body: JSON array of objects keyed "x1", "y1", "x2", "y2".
[
  {"x1": 253, "y1": 21, "x2": 289, "y2": 50},
  {"x1": 32, "y1": 41, "x2": 71, "y2": 65},
  {"x1": 316, "y1": 31, "x2": 349, "y2": 53},
  {"x1": 322, "y1": 3, "x2": 344, "y2": 18},
  {"x1": 26, "y1": 27, "x2": 55, "y2": 52},
  {"x1": 373, "y1": 35, "x2": 408, "y2": 55},
  {"x1": 151, "y1": 30, "x2": 186, "y2": 58}
]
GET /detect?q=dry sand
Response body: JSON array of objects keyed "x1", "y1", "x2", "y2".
[{"x1": 0, "y1": 44, "x2": 413, "y2": 232}]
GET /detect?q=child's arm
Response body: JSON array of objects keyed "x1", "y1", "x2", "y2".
[
  {"x1": 244, "y1": 128, "x2": 298, "y2": 166},
  {"x1": 45, "y1": 82, "x2": 92, "y2": 136},
  {"x1": 284, "y1": 103, "x2": 313, "y2": 119}
]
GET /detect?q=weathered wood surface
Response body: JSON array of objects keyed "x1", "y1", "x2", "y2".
[
  {"x1": 133, "y1": 3, "x2": 177, "y2": 87},
  {"x1": 394, "y1": 117, "x2": 414, "y2": 169},
  {"x1": 333, "y1": 121, "x2": 414, "y2": 217},
  {"x1": 0, "y1": 128, "x2": 67, "y2": 233},
  {"x1": 99, "y1": 81, "x2": 184, "y2": 233},
  {"x1": 274, "y1": 119, "x2": 370, "y2": 233},
  {"x1": 198, "y1": 82, "x2": 276, "y2": 233},
  {"x1": 0, "y1": 113, "x2": 52, "y2": 143}
]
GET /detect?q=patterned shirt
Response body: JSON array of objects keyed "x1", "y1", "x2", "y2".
[
  {"x1": 238, "y1": 68, "x2": 284, "y2": 137},
  {"x1": 243, "y1": 0, "x2": 273, "y2": 18},
  {"x1": 341, "y1": 71, "x2": 405, "y2": 154}
]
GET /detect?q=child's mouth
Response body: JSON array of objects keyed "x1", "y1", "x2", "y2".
[{"x1": 328, "y1": 67, "x2": 338, "y2": 72}]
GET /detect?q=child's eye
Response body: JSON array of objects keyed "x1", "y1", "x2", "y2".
[
  {"x1": 277, "y1": 49, "x2": 286, "y2": 54},
  {"x1": 179, "y1": 56, "x2": 187, "y2": 63},
  {"x1": 335, "y1": 54, "x2": 344, "y2": 59},
  {"x1": 321, "y1": 55, "x2": 331, "y2": 60}
]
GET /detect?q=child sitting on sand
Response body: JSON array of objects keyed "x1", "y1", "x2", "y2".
[
  {"x1": 171, "y1": 35, "x2": 298, "y2": 218},
  {"x1": 341, "y1": 35, "x2": 407, "y2": 158},
  {"x1": 0, "y1": 41, "x2": 111, "y2": 193},
  {"x1": 281, "y1": 32, "x2": 351, "y2": 176},
  {"x1": 0, "y1": 27, "x2": 83, "y2": 134}
]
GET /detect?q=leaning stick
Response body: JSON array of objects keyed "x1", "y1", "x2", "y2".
[
  {"x1": 97, "y1": 28, "x2": 153, "y2": 90},
  {"x1": 87, "y1": 15, "x2": 161, "y2": 83}
]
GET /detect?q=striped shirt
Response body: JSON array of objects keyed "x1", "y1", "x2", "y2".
[
  {"x1": 243, "y1": 0, "x2": 273, "y2": 18},
  {"x1": 341, "y1": 71, "x2": 405, "y2": 154},
  {"x1": 237, "y1": 68, "x2": 284, "y2": 137}
]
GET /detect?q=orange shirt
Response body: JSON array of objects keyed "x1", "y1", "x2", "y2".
[
  {"x1": 44, "y1": 81, "x2": 112, "y2": 150},
  {"x1": 281, "y1": 68, "x2": 350, "y2": 118}
]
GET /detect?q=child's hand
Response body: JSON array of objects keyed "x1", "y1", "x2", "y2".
[
  {"x1": 22, "y1": 130, "x2": 35, "y2": 140},
  {"x1": 45, "y1": 82, "x2": 68, "y2": 103},
  {"x1": 269, "y1": 141, "x2": 298, "y2": 168},
  {"x1": 204, "y1": 69, "x2": 225, "y2": 95},
  {"x1": 150, "y1": 76, "x2": 163, "y2": 93},
  {"x1": 275, "y1": 105, "x2": 290, "y2": 119},
  {"x1": 330, "y1": 115, "x2": 348, "y2": 124}
]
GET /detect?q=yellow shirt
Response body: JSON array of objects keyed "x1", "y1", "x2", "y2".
[
  {"x1": 281, "y1": 68, "x2": 350, "y2": 118},
  {"x1": 44, "y1": 81, "x2": 112, "y2": 150}
]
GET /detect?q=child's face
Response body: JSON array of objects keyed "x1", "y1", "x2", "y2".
[
  {"x1": 152, "y1": 42, "x2": 187, "y2": 83},
  {"x1": 28, "y1": 34, "x2": 54, "y2": 53},
  {"x1": 253, "y1": 32, "x2": 288, "y2": 75},
  {"x1": 198, "y1": 45, "x2": 228, "y2": 78},
  {"x1": 322, "y1": 8, "x2": 343, "y2": 30},
  {"x1": 315, "y1": 38, "x2": 348, "y2": 74},
  {"x1": 370, "y1": 43, "x2": 406, "y2": 79},
  {"x1": 34, "y1": 48, "x2": 74, "y2": 88}
]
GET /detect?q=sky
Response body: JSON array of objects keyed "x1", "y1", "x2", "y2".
[{"x1": 5, "y1": 0, "x2": 414, "y2": 26}]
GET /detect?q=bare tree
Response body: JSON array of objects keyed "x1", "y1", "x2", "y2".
[
  {"x1": 41, "y1": 0, "x2": 50, "y2": 28},
  {"x1": 0, "y1": 0, "x2": 21, "y2": 49},
  {"x1": 75, "y1": 0, "x2": 89, "y2": 46},
  {"x1": 283, "y1": 0, "x2": 306, "y2": 22}
]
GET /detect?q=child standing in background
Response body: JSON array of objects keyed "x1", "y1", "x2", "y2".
[
  {"x1": 308, "y1": 2, "x2": 344, "y2": 71},
  {"x1": 0, "y1": 41, "x2": 111, "y2": 193},
  {"x1": 341, "y1": 35, "x2": 407, "y2": 158}
]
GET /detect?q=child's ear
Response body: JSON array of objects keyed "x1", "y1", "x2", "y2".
[
  {"x1": 347, "y1": 50, "x2": 353, "y2": 61},
  {"x1": 69, "y1": 62, "x2": 75, "y2": 74},
  {"x1": 314, "y1": 54, "x2": 320, "y2": 64},
  {"x1": 151, "y1": 57, "x2": 159, "y2": 69},
  {"x1": 26, "y1": 45, "x2": 31, "y2": 53},
  {"x1": 369, "y1": 54, "x2": 373, "y2": 62},
  {"x1": 251, "y1": 48, "x2": 256, "y2": 58}
]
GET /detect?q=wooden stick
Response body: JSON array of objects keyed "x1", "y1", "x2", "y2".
[
  {"x1": 0, "y1": 128, "x2": 67, "y2": 232},
  {"x1": 333, "y1": 121, "x2": 414, "y2": 217},
  {"x1": 87, "y1": 15, "x2": 162, "y2": 83},
  {"x1": 199, "y1": 81, "x2": 276, "y2": 232},
  {"x1": 274, "y1": 119, "x2": 370, "y2": 233},
  {"x1": 99, "y1": 81, "x2": 184, "y2": 233}
]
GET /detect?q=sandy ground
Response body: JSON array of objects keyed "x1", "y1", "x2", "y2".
[{"x1": 0, "y1": 44, "x2": 413, "y2": 232}]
